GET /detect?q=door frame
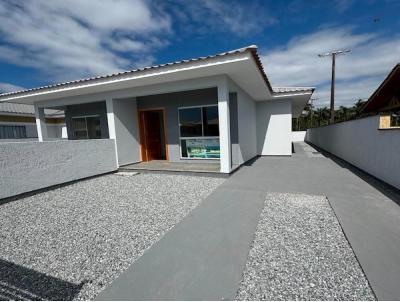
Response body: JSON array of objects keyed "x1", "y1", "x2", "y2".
[{"x1": 137, "y1": 108, "x2": 168, "y2": 162}]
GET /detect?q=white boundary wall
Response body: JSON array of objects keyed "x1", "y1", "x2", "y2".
[
  {"x1": 0, "y1": 139, "x2": 118, "y2": 199},
  {"x1": 292, "y1": 131, "x2": 306, "y2": 142},
  {"x1": 306, "y1": 115, "x2": 400, "y2": 189}
]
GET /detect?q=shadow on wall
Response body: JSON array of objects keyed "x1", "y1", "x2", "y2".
[
  {"x1": 0, "y1": 258, "x2": 84, "y2": 300},
  {"x1": 243, "y1": 156, "x2": 260, "y2": 167},
  {"x1": 309, "y1": 143, "x2": 400, "y2": 207}
]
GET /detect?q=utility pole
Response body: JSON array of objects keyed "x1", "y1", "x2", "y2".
[{"x1": 318, "y1": 49, "x2": 350, "y2": 124}]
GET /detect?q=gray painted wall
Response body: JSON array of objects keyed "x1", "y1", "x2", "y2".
[
  {"x1": 26, "y1": 124, "x2": 38, "y2": 138},
  {"x1": 233, "y1": 81, "x2": 257, "y2": 162},
  {"x1": 65, "y1": 101, "x2": 109, "y2": 139},
  {"x1": 46, "y1": 124, "x2": 66, "y2": 139},
  {"x1": 306, "y1": 115, "x2": 400, "y2": 189},
  {"x1": 0, "y1": 139, "x2": 118, "y2": 199},
  {"x1": 113, "y1": 98, "x2": 141, "y2": 165},
  {"x1": 229, "y1": 93, "x2": 240, "y2": 166},
  {"x1": 137, "y1": 88, "x2": 223, "y2": 163}
]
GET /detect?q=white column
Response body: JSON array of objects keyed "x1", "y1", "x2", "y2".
[
  {"x1": 218, "y1": 78, "x2": 232, "y2": 173},
  {"x1": 106, "y1": 98, "x2": 119, "y2": 167},
  {"x1": 34, "y1": 104, "x2": 48, "y2": 142}
]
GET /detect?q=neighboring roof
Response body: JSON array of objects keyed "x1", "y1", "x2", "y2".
[
  {"x1": 0, "y1": 45, "x2": 314, "y2": 104},
  {"x1": 272, "y1": 87, "x2": 315, "y2": 93},
  {"x1": 362, "y1": 63, "x2": 400, "y2": 113},
  {"x1": 0, "y1": 102, "x2": 64, "y2": 117}
]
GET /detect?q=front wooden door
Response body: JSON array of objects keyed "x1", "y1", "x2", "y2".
[{"x1": 139, "y1": 110, "x2": 166, "y2": 161}]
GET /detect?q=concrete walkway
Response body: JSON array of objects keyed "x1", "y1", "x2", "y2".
[{"x1": 96, "y1": 142, "x2": 400, "y2": 300}]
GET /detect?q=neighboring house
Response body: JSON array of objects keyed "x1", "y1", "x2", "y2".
[
  {"x1": 0, "y1": 45, "x2": 314, "y2": 173},
  {"x1": 0, "y1": 102, "x2": 66, "y2": 140},
  {"x1": 362, "y1": 63, "x2": 400, "y2": 129}
]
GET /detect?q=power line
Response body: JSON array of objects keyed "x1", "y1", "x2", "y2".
[{"x1": 318, "y1": 49, "x2": 350, "y2": 124}]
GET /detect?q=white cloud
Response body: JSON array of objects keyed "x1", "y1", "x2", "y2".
[
  {"x1": 0, "y1": 0, "x2": 171, "y2": 82},
  {"x1": 0, "y1": 82, "x2": 26, "y2": 93},
  {"x1": 261, "y1": 27, "x2": 400, "y2": 107},
  {"x1": 315, "y1": 76, "x2": 384, "y2": 108},
  {"x1": 173, "y1": 0, "x2": 276, "y2": 36},
  {"x1": 51, "y1": 0, "x2": 170, "y2": 33},
  {"x1": 334, "y1": 0, "x2": 354, "y2": 12}
]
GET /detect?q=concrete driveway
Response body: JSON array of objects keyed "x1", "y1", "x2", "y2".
[{"x1": 97, "y1": 142, "x2": 400, "y2": 300}]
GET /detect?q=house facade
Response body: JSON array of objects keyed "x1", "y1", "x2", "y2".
[
  {"x1": 0, "y1": 102, "x2": 66, "y2": 140},
  {"x1": 0, "y1": 46, "x2": 314, "y2": 173}
]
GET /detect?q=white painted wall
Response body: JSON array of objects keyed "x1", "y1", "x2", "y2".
[
  {"x1": 217, "y1": 78, "x2": 231, "y2": 173},
  {"x1": 34, "y1": 105, "x2": 48, "y2": 141},
  {"x1": 306, "y1": 115, "x2": 400, "y2": 189},
  {"x1": 61, "y1": 126, "x2": 67, "y2": 138},
  {"x1": 112, "y1": 98, "x2": 141, "y2": 166},
  {"x1": 0, "y1": 139, "x2": 118, "y2": 199},
  {"x1": 292, "y1": 131, "x2": 306, "y2": 142},
  {"x1": 256, "y1": 99, "x2": 292, "y2": 156}
]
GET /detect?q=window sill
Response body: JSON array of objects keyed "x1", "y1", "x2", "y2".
[
  {"x1": 378, "y1": 127, "x2": 400, "y2": 130},
  {"x1": 180, "y1": 157, "x2": 220, "y2": 160}
]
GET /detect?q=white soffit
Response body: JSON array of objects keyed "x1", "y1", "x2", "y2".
[{"x1": 291, "y1": 94, "x2": 313, "y2": 117}]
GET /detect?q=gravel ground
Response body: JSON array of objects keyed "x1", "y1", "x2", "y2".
[
  {"x1": 0, "y1": 173, "x2": 224, "y2": 300},
  {"x1": 236, "y1": 192, "x2": 376, "y2": 301}
]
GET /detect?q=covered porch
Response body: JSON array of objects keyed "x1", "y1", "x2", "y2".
[{"x1": 32, "y1": 76, "x2": 234, "y2": 173}]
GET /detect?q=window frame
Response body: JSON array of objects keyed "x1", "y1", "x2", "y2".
[
  {"x1": 178, "y1": 104, "x2": 220, "y2": 160},
  {"x1": 71, "y1": 114, "x2": 101, "y2": 140},
  {"x1": 390, "y1": 112, "x2": 400, "y2": 127}
]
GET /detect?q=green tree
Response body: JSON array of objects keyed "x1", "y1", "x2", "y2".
[{"x1": 292, "y1": 99, "x2": 368, "y2": 131}]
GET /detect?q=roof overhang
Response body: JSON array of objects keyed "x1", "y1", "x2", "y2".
[
  {"x1": 0, "y1": 45, "x2": 314, "y2": 112},
  {"x1": 272, "y1": 92, "x2": 313, "y2": 118},
  {"x1": 362, "y1": 63, "x2": 400, "y2": 113}
]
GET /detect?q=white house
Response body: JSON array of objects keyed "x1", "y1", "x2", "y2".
[{"x1": 0, "y1": 45, "x2": 314, "y2": 173}]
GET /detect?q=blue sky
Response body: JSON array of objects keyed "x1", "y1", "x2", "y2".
[{"x1": 0, "y1": 0, "x2": 399, "y2": 107}]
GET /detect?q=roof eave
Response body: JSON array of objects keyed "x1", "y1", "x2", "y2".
[
  {"x1": 0, "y1": 45, "x2": 315, "y2": 106},
  {"x1": 362, "y1": 63, "x2": 400, "y2": 112},
  {"x1": 0, "y1": 46, "x2": 261, "y2": 101}
]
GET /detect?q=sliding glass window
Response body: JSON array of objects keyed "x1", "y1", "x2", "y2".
[
  {"x1": 179, "y1": 107, "x2": 202, "y2": 137},
  {"x1": 71, "y1": 115, "x2": 102, "y2": 139},
  {"x1": 178, "y1": 105, "x2": 220, "y2": 159}
]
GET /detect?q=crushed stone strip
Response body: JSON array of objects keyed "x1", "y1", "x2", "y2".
[
  {"x1": 236, "y1": 192, "x2": 375, "y2": 301},
  {"x1": 0, "y1": 173, "x2": 224, "y2": 300}
]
